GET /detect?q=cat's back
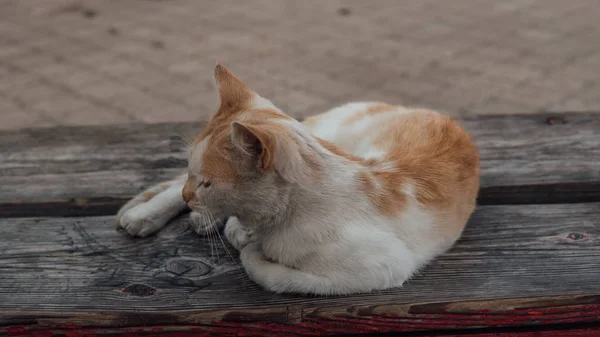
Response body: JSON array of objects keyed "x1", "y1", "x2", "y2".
[
  {"x1": 305, "y1": 102, "x2": 479, "y2": 237},
  {"x1": 351, "y1": 103, "x2": 479, "y2": 206},
  {"x1": 304, "y1": 102, "x2": 478, "y2": 170}
]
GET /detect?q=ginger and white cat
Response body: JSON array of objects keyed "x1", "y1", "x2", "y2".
[{"x1": 116, "y1": 65, "x2": 480, "y2": 295}]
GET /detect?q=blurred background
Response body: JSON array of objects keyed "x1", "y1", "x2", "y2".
[{"x1": 0, "y1": 0, "x2": 598, "y2": 130}]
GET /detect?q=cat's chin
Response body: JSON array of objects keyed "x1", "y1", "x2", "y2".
[
  {"x1": 187, "y1": 204, "x2": 227, "y2": 220},
  {"x1": 186, "y1": 202, "x2": 206, "y2": 212}
]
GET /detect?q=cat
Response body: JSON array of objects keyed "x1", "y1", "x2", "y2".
[{"x1": 116, "y1": 64, "x2": 480, "y2": 295}]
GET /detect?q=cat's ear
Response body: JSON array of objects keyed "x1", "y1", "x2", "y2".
[
  {"x1": 230, "y1": 121, "x2": 275, "y2": 170},
  {"x1": 213, "y1": 64, "x2": 277, "y2": 113},
  {"x1": 213, "y1": 64, "x2": 253, "y2": 111},
  {"x1": 230, "y1": 121, "x2": 310, "y2": 183}
]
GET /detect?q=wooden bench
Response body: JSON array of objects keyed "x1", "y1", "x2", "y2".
[{"x1": 0, "y1": 113, "x2": 599, "y2": 337}]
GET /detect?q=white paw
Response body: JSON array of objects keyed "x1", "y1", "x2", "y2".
[
  {"x1": 189, "y1": 211, "x2": 226, "y2": 235},
  {"x1": 115, "y1": 198, "x2": 146, "y2": 228},
  {"x1": 240, "y1": 242, "x2": 265, "y2": 266},
  {"x1": 119, "y1": 207, "x2": 166, "y2": 237},
  {"x1": 224, "y1": 217, "x2": 253, "y2": 251},
  {"x1": 240, "y1": 242, "x2": 274, "y2": 291}
]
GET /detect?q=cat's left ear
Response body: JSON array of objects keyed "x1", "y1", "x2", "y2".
[
  {"x1": 214, "y1": 64, "x2": 253, "y2": 111},
  {"x1": 230, "y1": 121, "x2": 310, "y2": 183},
  {"x1": 213, "y1": 64, "x2": 277, "y2": 114}
]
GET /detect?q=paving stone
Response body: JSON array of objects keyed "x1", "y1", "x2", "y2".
[{"x1": 0, "y1": 0, "x2": 598, "y2": 130}]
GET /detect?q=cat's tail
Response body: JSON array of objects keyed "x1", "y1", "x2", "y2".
[{"x1": 240, "y1": 242, "x2": 405, "y2": 295}]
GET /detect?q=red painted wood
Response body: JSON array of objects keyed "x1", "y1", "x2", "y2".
[
  {"x1": 3, "y1": 296, "x2": 600, "y2": 336},
  {"x1": 3, "y1": 326, "x2": 600, "y2": 337},
  {"x1": 3, "y1": 303, "x2": 600, "y2": 336}
]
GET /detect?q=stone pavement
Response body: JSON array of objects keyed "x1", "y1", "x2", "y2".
[{"x1": 0, "y1": 0, "x2": 599, "y2": 130}]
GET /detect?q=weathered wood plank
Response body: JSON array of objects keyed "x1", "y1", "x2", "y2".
[
  {"x1": 1, "y1": 203, "x2": 598, "y2": 335},
  {"x1": 0, "y1": 113, "x2": 598, "y2": 217}
]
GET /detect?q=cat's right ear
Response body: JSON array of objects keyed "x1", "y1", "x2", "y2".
[
  {"x1": 230, "y1": 121, "x2": 275, "y2": 171},
  {"x1": 230, "y1": 121, "x2": 310, "y2": 183}
]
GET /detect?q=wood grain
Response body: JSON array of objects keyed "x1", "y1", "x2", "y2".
[
  {"x1": 1, "y1": 203, "x2": 599, "y2": 335},
  {"x1": 0, "y1": 113, "x2": 599, "y2": 217}
]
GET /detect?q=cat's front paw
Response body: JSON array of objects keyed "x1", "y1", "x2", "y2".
[
  {"x1": 189, "y1": 211, "x2": 227, "y2": 235},
  {"x1": 119, "y1": 207, "x2": 165, "y2": 237},
  {"x1": 240, "y1": 242, "x2": 267, "y2": 266},
  {"x1": 115, "y1": 198, "x2": 147, "y2": 229},
  {"x1": 224, "y1": 217, "x2": 253, "y2": 251}
]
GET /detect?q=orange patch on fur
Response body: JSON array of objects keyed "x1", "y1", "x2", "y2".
[
  {"x1": 366, "y1": 103, "x2": 395, "y2": 115},
  {"x1": 354, "y1": 110, "x2": 479, "y2": 226},
  {"x1": 302, "y1": 114, "x2": 322, "y2": 129},
  {"x1": 315, "y1": 137, "x2": 366, "y2": 163},
  {"x1": 198, "y1": 129, "x2": 239, "y2": 185},
  {"x1": 343, "y1": 103, "x2": 394, "y2": 125},
  {"x1": 357, "y1": 170, "x2": 406, "y2": 216},
  {"x1": 246, "y1": 108, "x2": 294, "y2": 122},
  {"x1": 194, "y1": 109, "x2": 292, "y2": 146},
  {"x1": 142, "y1": 191, "x2": 157, "y2": 199}
]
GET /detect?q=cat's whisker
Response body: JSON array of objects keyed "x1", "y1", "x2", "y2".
[
  {"x1": 169, "y1": 137, "x2": 190, "y2": 149},
  {"x1": 207, "y1": 217, "x2": 219, "y2": 264},
  {"x1": 203, "y1": 212, "x2": 217, "y2": 262},
  {"x1": 198, "y1": 212, "x2": 210, "y2": 258},
  {"x1": 204, "y1": 212, "x2": 219, "y2": 263},
  {"x1": 175, "y1": 128, "x2": 195, "y2": 148},
  {"x1": 205, "y1": 214, "x2": 222, "y2": 265},
  {"x1": 215, "y1": 228, "x2": 238, "y2": 266},
  {"x1": 207, "y1": 213, "x2": 238, "y2": 266},
  {"x1": 210, "y1": 227, "x2": 220, "y2": 264}
]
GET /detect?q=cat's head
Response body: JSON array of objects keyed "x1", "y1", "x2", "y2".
[{"x1": 182, "y1": 65, "x2": 319, "y2": 221}]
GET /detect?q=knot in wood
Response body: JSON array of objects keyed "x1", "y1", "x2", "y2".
[
  {"x1": 165, "y1": 259, "x2": 212, "y2": 277},
  {"x1": 546, "y1": 116, "x2": 567, "y2": 125},
  {"x1": 122, "y1": 283, "x2": 157, "y2": 297},
  {"x1": 567, "y1": 232, "x2": 585, "y2": 241}
]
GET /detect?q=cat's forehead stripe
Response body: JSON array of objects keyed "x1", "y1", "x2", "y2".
[{"x1": 189, "y1": 135, "x2": 210, "y2": 173}]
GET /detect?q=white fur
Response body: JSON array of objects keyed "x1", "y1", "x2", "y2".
[
  {"x1": 250, "y1": 93, "x2": 279, "y2": 111},
  {"x1": 229, "y1": 102, "x2": 466, "y2": 295},
  {"x1": 118, "y1": 179, "x2": 187, "y2": 237},
  {"x1": 188, "y1": 136, "x2": 210, "y2": 174}
]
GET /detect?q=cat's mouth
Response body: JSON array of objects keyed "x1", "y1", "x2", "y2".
[{"x1": 186, "y1": 201, "x2": 206, "y2": 212}]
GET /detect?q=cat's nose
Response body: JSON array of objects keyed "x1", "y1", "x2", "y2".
[
  {"x1": 182, "y1": 190, "x2": 194, "y2": 203},
  {"x1": 182, "y1": 179, "x2": 195, "y2": 203}
]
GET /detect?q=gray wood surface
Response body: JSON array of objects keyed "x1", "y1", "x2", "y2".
[
  {"x1": 1, "y1": 202, "x2": 598, "y2": 329},
  {"x1": 1, "y1": 113, "x2": 599, "y2": 218}
]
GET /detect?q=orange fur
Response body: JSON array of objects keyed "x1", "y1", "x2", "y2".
[
  {"x1": 142, "y1": 191, "x2": 157, "y2": 199},
  {"x1": 189, "y1": 66, "x2": 299, "y2": 189},
  {"x1": 302, "y1": 114, "x2": 323, "y2": 128},
  {"x1": 182, "y1": 178, "x2": 196, "y2": 203},
  {"x1": 316, "y1": 137, "x2": 366, "y2": 163},
  {"x1": 343, "y1": 103, "x2": 395, "y2": 125},
  {"x1": 358, "y1": 110, "x2": 479, "y2": 235}
]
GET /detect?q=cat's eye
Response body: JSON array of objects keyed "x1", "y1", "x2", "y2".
[{"x1": 198, "y1": 180, "x2": 211, "y2": 188}]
